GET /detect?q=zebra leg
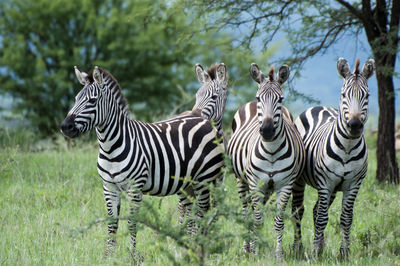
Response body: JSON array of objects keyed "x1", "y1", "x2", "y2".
[
  {"x1": 177, "y1": 197, "x2": 186, "y2": 225},
  {"x1": 312, "y1": 190, "x2": 337, "y2": 251},
  {"x1": 177, "y1": 187, "x2": 195, "y2": 235},
  {"x1": 127, "y1": 186, "x2": 143, "y2": 251},
  {"x1": 339, "y1": 187, "x2": 360, "y2": 259},
  {"x1": 249, "y1": 193, "x2": 264, "y2": 254},
  {"x1": 291, "y1": 179, "x2": 305, "y2": 255},
  {"x1": 274, "y1": 187, "x2": 291, "y2": 261},
  {"x1": 103, "y1": 184, "x2": 121, "y2": 257},
  {"x1": 237, "y1": 178, "x2": 251, "y2": 252},
  {"x1": 192, "y1": 183, "x2": 211, "y2": 235},
  {"x1": 312, "y1": 189, "x2": 332, "y2": 257}
]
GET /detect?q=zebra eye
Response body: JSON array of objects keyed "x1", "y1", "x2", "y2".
[
  {"x1": 278, "y1": 96, "x2": 284, "y2": 103},
  {"x1": 256, "y1": 96, "x2": 260, "y2": 101},
  {"x1": 211, "y1": 95, "x2": 218, "y2": 100},
  {"x1": 88, "y1": 98, "x2": 97, "y2": 104},
  {"x1": 341, "y1": 92, "x2": 346, "y2": 98}
]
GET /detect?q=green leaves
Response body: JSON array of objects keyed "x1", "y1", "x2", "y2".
[{"x1": 0, "y1": 0, "x2": 245, "y2": 135}]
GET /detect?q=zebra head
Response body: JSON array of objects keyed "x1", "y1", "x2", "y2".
[
  {"x1": 61, "y1": 66, "x2": 108, "y2": 138},
  {"x1": 250, "y1": 63, "x2": 289, "y2": 142},
  {"x1": 337, "y1": 58, "x2": 375, "y2": 138},
  {"x1": 193, "y1": 63, "x2": 228, "y2": 128}
]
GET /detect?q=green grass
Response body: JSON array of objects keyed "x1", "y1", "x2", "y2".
[{"x1": 0, "y1": 137, "x2": 399, "y2": 265}]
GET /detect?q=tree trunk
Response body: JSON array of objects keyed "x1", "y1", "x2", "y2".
[{"x1": 375, "y1": 62, "x2": 399, "y2": 184}]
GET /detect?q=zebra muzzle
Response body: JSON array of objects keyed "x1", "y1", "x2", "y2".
[
  {"x1": 260, "y1": 119, "x2": 275, "y2": 141},
  {"x1": 61, "y1": 115, "x2": 79, "y2": 138},
  {"x1": 347, "y1": 118, "x2": 363, "y2": 137}
]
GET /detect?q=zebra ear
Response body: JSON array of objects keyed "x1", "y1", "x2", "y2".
[
  {"x1": 337, "y1": 58, "x2": 351, "y2": 78},
  {"x1": 74, "y1": 66, "x2": 87, "y2": 85},
  {"x1": 81, "y1": 71, "x2": 88, "y2": 80},
  {"x1": 93, "y1": 66, "x2": 103, "y2": 85},
  {"x1": 195, "y1": 63, "x2": 211, "y2": 84},
  {"x1": 216, "y1": 63, "x2": 227, "y2": 87},
  {"x1": 277, "y1": 65, "x2": 290, "y2": 84},
  {"x1": 362, "y1": 59, "x2": 375, "y2": 79},
  {"x1": 249, "y1": 63, "x2": 265, "y2": 84}
]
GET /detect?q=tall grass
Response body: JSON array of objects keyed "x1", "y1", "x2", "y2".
[{"x1": 0, "y1": 132, "x2": 399, "y2": 265}]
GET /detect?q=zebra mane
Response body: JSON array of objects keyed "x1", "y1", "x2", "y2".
[
  {"x1": 268, "y1": 66, "x2": 275, "y2": 81},
  {"x1": 206, "y1": 64, "x2": 219, "y2": 80},
  {"x1": 354, "y1": 58, "x2": 360, "y2": 75},
  {"x1": 206, "y1": 64, "x2": 229, "y2": 82},
  {"x1": 88, "y1": 68, "x2": 130, "y2": 115}
]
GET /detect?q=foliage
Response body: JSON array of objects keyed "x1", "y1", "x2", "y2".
[
  {"x1": 189, "y1": 0, "x2": 399, "y2": 75},
  {"x1": 1, "y1": 136, "x2": 400, "y2": 265},
  {"x1": 0, "y1": 0, "x2": 262, "y2": 136}
]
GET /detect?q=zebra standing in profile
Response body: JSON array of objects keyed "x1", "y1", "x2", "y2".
[
  {"x1": 178, "y1": 63, "x2": 228, "y2": 226},
  {"x1": 227, "y1": 63, "x2": 305, "y2": 260},
  {"x1": 60, "y1": 66, "x2": 224, "y2": 255},
  {"x1": 291, "y1": 58, "x2": 375, "y2": 258}
]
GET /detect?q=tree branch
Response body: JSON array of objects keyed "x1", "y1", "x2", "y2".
[
  {"x1": 376, "y1": 0, "x2": 389, "y2": 34},
  {"x1": 390, "y1": 0, "x2": 400, "y2": 44},
  {"x1": 291, "y1": 21, "x2": 357, "y2": 64},
  {"x1": 336, "y1": 0, "x2": 364, "y2": 21}
]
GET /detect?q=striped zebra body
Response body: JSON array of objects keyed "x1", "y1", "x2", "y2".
[
  {"x1": 98, "y1": 115, "x2": 222, "y2": 195},
  {"x1": 61, "y1": 66, "x2": 223, "y2": 255},
  {"x1": 291, "y1": 58, "x2": 375, "y2": 258},
  {"x1": 227, "y1": 64, "x2": 305, "y2": 260}
]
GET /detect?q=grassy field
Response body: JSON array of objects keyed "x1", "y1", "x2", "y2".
[{"x1": 1, "y1": 133, "x2": 400, "y2": 265}]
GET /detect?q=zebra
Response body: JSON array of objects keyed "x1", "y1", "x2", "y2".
[
  {"x1": 60, "y1": 66, "x2": 224, "y2": 255},
  {"x1": 192, "y1": 63, "x2": 228, "y2": 140},
  {"x1": 291, "y1": 58, "x2": 375, "y2": 258},
  {"x1": 227, "y1": 63, "x2": 305, "y2": 260},
  {"x1": 178, "y1": 63, "x2": 228, "y2": 226}
]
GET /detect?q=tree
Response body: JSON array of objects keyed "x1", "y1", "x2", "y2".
[
  {"x1": 192, "y1": 0, "x2": 400, "y2": 184},
  {"x1": 0, "y1": 0, "x2": 253, "y2": 135}
]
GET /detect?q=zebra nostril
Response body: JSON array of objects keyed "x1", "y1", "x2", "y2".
[
  {"x1": 348, "y1": 118, "x2": 363, "y2": 130},
  {"x1": 260, "y1": 119, "x2": 275, "y2": 141},
  {"x1": 61, "y1": 115, "x2": 77, "y2": 136}
]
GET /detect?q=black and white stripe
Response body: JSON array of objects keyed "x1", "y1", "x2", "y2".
[
  {"x1": 227, "y1": 64, "x2": 305, "y2": 260},
  {"x1": 178, "y1": 63, "x2": 228, "y2": 226},
  {"x1": 61, "y1": 66, "x2": 224, "y2": 255},
  {"x1": 291, "y1": 58, "x2": 375, "y2": 258}
]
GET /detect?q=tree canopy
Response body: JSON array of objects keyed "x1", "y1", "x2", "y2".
[{"x1": 0, "y1": 0, "x2": 265, "y2": 135}]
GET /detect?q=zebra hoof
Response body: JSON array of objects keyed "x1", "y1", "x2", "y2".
[
  {"x1": 130, "y1": 249, "x2": 144, "y2": 263},
  {"x1": 248, "y1": 239, "x2": 258, "y2": 254},
  {"x1": 312, "y1": 244, "x2": 323, "y2": 258},
  {"x1": 275, "y1": 250, "x2": 285, "y2": 263},
  {"x1": 340, "y1": 246, "x2": 349, "y2": 260},
  {"x1": 292, "y1": 242, "x2": 303, "y2": 259},
  {"x1": 243, "y1": 240, "x2": 250, "y2": 253},
  {"x1": 104, "y1": 246, "x2": 115, "y2": 258}
]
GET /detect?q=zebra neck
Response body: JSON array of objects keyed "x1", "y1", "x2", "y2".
[
  {"x1": 214, "y1": 118, "x2": 223, "y2": 135},
  {"x1": 96, "y1": 106, "x2": 134, "y2": 152},
  {"x1": 332, "y1": 118, "x2": 364, "y2": 154}
]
